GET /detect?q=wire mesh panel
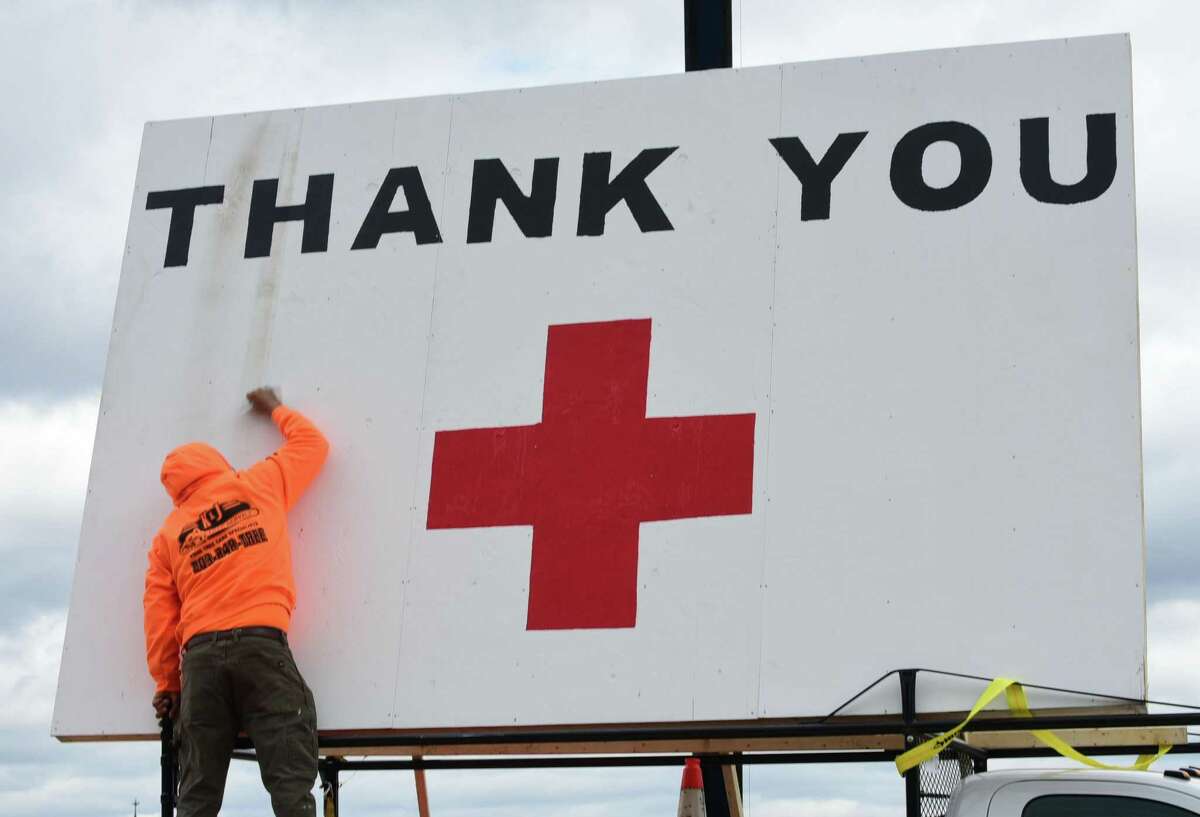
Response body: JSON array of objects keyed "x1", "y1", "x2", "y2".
[{"x1": 919, "y1": 743, "x2": 978, "y2": 817}]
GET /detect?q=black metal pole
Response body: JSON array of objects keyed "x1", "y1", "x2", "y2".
[
  {"x1": 319, "y1": 758, "x2": 340, "y2": 817},
  {"x1": 700, "y1": 756, "x2": 732, "y2": 816},
  {"x1": 900, "y1": 670, "x2": 920, "y2": 817},
  {"x1": 159, "y1": 717, "x2": 177, "y2": 817},
  {"x1": 683, "y1": 0, "x2": 732, "y2": 71}
]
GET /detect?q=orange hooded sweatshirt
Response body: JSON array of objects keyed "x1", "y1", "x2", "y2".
[{"x1": 143, "y1": 405, "x2": 329, "y2": 693}]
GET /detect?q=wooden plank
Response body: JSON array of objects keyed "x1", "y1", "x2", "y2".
[
  {"x1": 964, "y1": 726, "x2": 1187, "y2": 750},
  {"x1": 721, "y1": 763, "x2": 744, "y2": 817},
  {"x1": 321, "y1": 734, "x2": 906, "y2": 757},
  {"x1": 57, "y1": 703, "x2": 1152, "y2": 745},
  {"x1": 316, "y1": 706, "x2": 1167, "y2": 757},
  {"x1": 413, "y1": 760, "x2": 431, "y2": 817},
  {"x1": 59, "y1": 702, "x2": 1171, "y2": 763}
]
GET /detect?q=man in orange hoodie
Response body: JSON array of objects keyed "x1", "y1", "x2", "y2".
[{"x1": 144, "y1": 387, "x2": 329, "y2": 817}]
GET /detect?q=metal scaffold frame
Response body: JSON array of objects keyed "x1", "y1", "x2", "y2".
[{"x1": 156, "y1": 667, "x2": 1200, "y2": 817}]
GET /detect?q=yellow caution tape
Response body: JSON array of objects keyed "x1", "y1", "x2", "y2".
[
  {"x1": 1004, "y1": 683, "x2": 1172, "y2": 772},
  {"x1": 894, "y1": 677, "x2": 1171, "y2": 775},
  {"x1": 894, "y1": 676, "x2": 1018, "y2": 774}
]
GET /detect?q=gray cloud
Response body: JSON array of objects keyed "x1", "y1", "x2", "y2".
[
  {"x1": 0, "y1": 396, "x2": 96, "y2": 627},
  {"x1": 0, "y1": 522, "x2": 77, "y2": 625}
]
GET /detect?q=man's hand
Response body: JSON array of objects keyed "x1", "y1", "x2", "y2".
[
  {"x1": 153, "y1": 690, "x2": 180, "y2": 721},
  {"x1": 246, "y1": 387, "x2": 282, "y2": 415}
]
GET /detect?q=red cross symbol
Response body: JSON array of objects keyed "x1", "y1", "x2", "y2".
[{"x1": 426, "y1": 318, "x2": 755, "y2": 630}]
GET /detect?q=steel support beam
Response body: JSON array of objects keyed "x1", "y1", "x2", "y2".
[
  {"x1": 320, "y1": 742, "x2": 1200, "y2": 772},
  {"x1": 684, "y1": 0, "x2": 732, "y2": 71},
  {"x1": 901, "y1": 670, "x2": 921, "y2": 817},
  {"x1": 243, "y1": 710, "x2": 1200, "y2": 753},
  {"x1": 319, "y1": 757, "x2": 341, "y2": 817},
  {"x1": 160, "y1": 717, "x2": 177, "y2": 817}
]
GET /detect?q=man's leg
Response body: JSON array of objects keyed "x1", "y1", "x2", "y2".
[
  {"x1": 176, "y1": 641, "x2": 237, "y2": 817},
  {"x1": 232, "y1": 636, "x2": 318, "y2": 817}
]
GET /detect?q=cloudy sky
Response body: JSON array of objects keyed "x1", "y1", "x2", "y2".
[{"x1": 2, "y1": 1, "x2": 1198, "y2": 815}]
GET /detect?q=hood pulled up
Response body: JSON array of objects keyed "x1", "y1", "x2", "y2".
[{"x1": 161, "y1": 443, "x2": 232, "y2": 505}]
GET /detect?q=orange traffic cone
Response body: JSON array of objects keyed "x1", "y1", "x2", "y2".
[{"x1": 677, "y1": 757, "x2": 706, "y2": 817}]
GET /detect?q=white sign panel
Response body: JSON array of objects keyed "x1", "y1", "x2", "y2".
[{"x1": 55, "y1": 34, "x2": 1143, "y2": 739}]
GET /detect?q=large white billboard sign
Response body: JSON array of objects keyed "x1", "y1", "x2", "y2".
[{"x1": 55, "y1": 35, "x2": 1142, "y2": 740}]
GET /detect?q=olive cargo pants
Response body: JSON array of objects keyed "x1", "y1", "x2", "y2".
[{"x1": 176, "y1": 634, "x2": 318, "y2": 817}]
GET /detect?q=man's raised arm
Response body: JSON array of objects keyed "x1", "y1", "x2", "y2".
[{"x1": 244, "y1": 387, "x2": 330, "y2": 510}]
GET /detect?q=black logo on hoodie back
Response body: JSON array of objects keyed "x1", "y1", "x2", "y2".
[{"x1": 178, "y1": 500, "x2": 256, "y2": 550}]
